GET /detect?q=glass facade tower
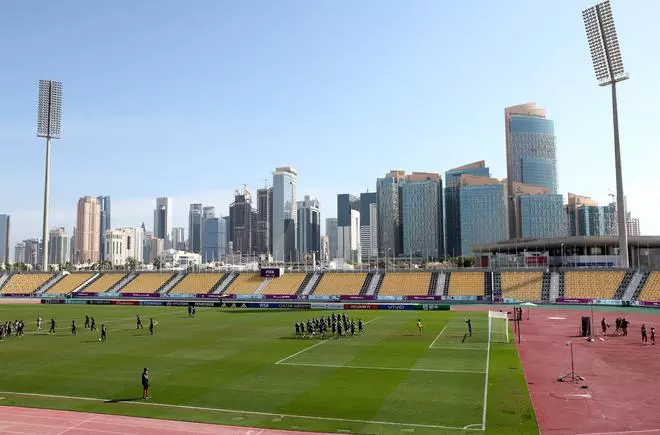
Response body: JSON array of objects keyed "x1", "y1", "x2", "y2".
[
  {"x1": 459, "y1": 175, "x2": 508, "y2": 256},
  {"x1": 272, "y1": 167, "x2": 297, "y2": 262}
]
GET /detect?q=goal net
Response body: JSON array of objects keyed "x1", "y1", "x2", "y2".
[{"x1": 489, "y1": 311, "x2": 509, "y2": 343}]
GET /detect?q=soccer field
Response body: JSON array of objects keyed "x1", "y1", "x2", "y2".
[{"x1": 0, "y1": 305, "x2": 537, "y2": 434}]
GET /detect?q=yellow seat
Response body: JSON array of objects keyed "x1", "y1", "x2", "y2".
[
  {"x1": 120, "y1": 273, "x2": 173, "y2": 294},
  {"x1": 379, "y1": 272, "x2": 431, "y2": 296},
  {"x1": 0, "y1": 274, "x2": 53, "y2": 294},
  {"x1": 637, "y1": 272, "x2": 660, "y2": 302},
  {"x1": 168, "y1": 273, "x2": 225, "y2": 294},
  {"x1": 313, "y1": 273, "x2": 367, "y2": 296},
  {"x1": 84, "y1": 273, "x2": 126, "y2": 292},
  {"x1": 262, "y1": 273, "x2": 307, "y2": 295},
  {"x1": 501, "y1": 272, "x2": 542, "y2": 301},
  {"x1": 448, "y1": 272, "x2": 484, "y2": 296},
  {"x1": 225, "y1": 273, "x2": 265, "y2": 295},
  {"x1": 563, "y1": 270, "x2": 624, "y2": 299},
  {"x1": 45, "y1": 273, "x2": 95, "y2": 295}
]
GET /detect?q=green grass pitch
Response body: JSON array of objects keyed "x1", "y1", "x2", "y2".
[{"x1": 0, "y1": 305, "x2": 537, "y2": 434}]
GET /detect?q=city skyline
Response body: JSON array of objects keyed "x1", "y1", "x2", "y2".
[{"x1": 1, "y1": 1, "x2": 659, "y2": 252}]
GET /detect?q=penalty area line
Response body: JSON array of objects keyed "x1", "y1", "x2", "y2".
[
  {"x1": 277, "y1": 362, "x2": 485, "y2": 374},
  {"x1": 428, "y1": 326, "x2": 447, "y2": 349},
  {"x1": 0, "y1": 391, "x2": 483, "y2": 432}
]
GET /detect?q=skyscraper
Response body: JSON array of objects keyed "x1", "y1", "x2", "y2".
[
  {"x1": 229, "y1": 189, "x2": 255, "y2": 256},
  {"x1": 256, "y1": 187, "x2": 273, "y2": 255},
  {"x1": 75, "y1": 196, "x2": 101, "y2": 263},
  {"x1": 188, "y1": 203, "x2": 203, "y2": 254},
  {"x1": 458, "y1": 175, "x2": 508, "y2": 256},
  {"x1": 565, "y1": 193, "x2": 616, "y2": 237},
  {"x1": 505, "y1": 103, "x2": 558, "y2": 239},
  {"x1": 98, "y1": 196, "x2": 111, "y2": 261},
  {"x1": 513, "y1": 183, "x2": 566, "y2": 239},
  {"x1": 203, "y1": 206, "x2": 215, "y2": 219},
  {"x1": 376, "y1": 170, "x2": 405, "y2": 258},
  {"x1": 401, "y1": 172, "x2": 444, "y2": 259},
  {"x1": 272, "y1": 167, "x2": 297, "y2": 262},
  {"x1": 202, "y1": 215, "x2": 227, "y2": 262},
  {"x1": 445, "y1": 161, "x2": 491, "y2": 258},
  {"x1": 0, "y1": 214, "x2": 9, "y2": 265},
  {"x1": 325, "y1": 218, "x2": 338, "y2": 261},
  {"x1": 24, "y1": 238, "x2": 42, "y2": 266},
  {"x1": 171, "y1": 227, "x2": 186, "y2": 251},
  {"x1": 359, "y1": 193, "x2": 377, "y2": 263},
  {"x1": 48, "y1": 227, "x2": 70, "y2": 265},
  {"x1": 297, "y1": 195, "x2": 321, "y2": 260},
  {"x1": 14, "y1": 242, "x2": 25, "y2": 265},
  {"x1": 153, "y1": 197, "x2": 172, "y2": 249},
  {"x1": 337, "y1": 194, "x2": 360, "y2": 263}
]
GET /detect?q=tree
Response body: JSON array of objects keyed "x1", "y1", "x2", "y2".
[
  {"x1": 63, "y1": 262, "x2": 74, "y2": 272},
  {"x1": 153, "y1": 257, "x2": 161, "y2": 271},
  {"x1": 125, "y1": 257, "x2": 136, "y2": 271}
]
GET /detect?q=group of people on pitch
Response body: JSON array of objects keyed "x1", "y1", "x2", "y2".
[
  {"x1": 295, "y1": 313, "x2": 363, "y2": 338},
  {"x1": 0, "y1": 319, "x2": 25, "y2": 339}
]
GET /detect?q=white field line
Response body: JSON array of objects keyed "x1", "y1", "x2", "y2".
[
  {"x1": 55, "y1": 415, "x2": 98, "y2": 435},
  {"x1": 430, "y1": 346, "x2": 488, "y2": 351},
  {"x1": 481, "y1": 318, "x2": 493, "y2": 431},
  {"x1": 428, "y1": 326, "x2": 447, "y2": 349},
  {"x1": 274, "y1": 317, "x2": 380, "y2": 365},
  {"x1": 0, "y1": 391, "x2": 483, "y2": 432},
  {"x1": 277, "y1": 361, "x2": 485, "y2": 374}
]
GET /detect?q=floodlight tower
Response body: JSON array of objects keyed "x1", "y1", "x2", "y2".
[
  {"x1": 37, "y1": 80, "x2": 62, "y2": 271},
  {"x1": 582, "y1": 0, "x2": 629, "y2": 268}
]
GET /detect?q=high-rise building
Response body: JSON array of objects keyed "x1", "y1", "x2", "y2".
[
  {"x1": 48, "y1": 227, "x2": 70, "y2": 265},
  {"x1": 627, "y1": 214, "x2": 641, "y2": 237},
  {"x1": 458, "y1": 175, "x2": 508, "y2": 256},
  {"x1": 505, "y1": 103, "x2": 558, "y2": 239},
  {"x1": 188, "y1": 203, "x2": 203, "y2": 254},
  {"x1": 359, "y1": 193, "x2": 377, "y2": 263},
  {"x1": 24, "y1": 238, "x2": 42, "y2": 266},
  {"x1": 565, "y1": 193, "x2": 616, "y2": 237},
  {"x1": 445, "y1": 161, "x2": 491, "y2": 257},
  {"x1": 377, "y1": 170, "x2": 405, "y2": 258},
  {"x1": 104, "y1": 227, "x2": 144, "y2": 266},
  {"x1": 171, "y1": 227, "x2": 186, "y2": 251},
  {"x1": 150, "y1": 238, "x2": 165, "y2": 263},
  {"x1": 272, "y1": 167, "x2": 297, "y2": 262},
  {"x1": 325, "y1": 218, "x2": 338, "y2": 261},
  {"x1": 337, "y1": 194, "x2": 360, "y2": 263},
  {"x1": 203, "y1": 206, "x2": 215, "y2": 219},
  {"x1": 0, "y1": 214, "x2": 9, "y2": 265},
  {"x1": 98, "y1": 196, "x2": 111, "y2": 261},
  {"x1": 202, "y1": 215, "x2": 227, "y2": 262},
  {"x1": 143, "y1": 231, "x2": 153, "y2": 264},
  {"x1": 297, "y1": 195, "x2": 321, "y2": 260},
  {"x1": 14, "y1": 242, "x2": 25, "y2": 265},
  {"x1": 70, "y1": 228, "x2": 76, "y2": 263},
  {"x1": 256, "y1": 187, "x2": 273, "y2": 255},
  {"x1": 320, "y1": 235, "x2": 330, "y2": 263},
  {"x1": 229, "y1": 189, "x2": 255, "y2": 256},
  {"x1": 153, "y1": 197, "x2": 172, "y2": 249},
  {"x1": 75, "y1": 196, "x2": 101, "y2": 263},
  {"x1": 511, "y1": 182, "x2": 566, "y2": 239},
  {"x1": 401, "y1": 172, "x2": 444, "y2": 259}
]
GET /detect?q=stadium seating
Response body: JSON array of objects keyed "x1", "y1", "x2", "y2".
[
  {"x1": 378, "y1": 272, "x2": 431, "y2": 296},
  {"x1": 225, "y1": 273, "x2": 265, "y2": 295},
  {"x1": 168, "y1": 273, "x2": 225, "y2": 294},
  {"x1": 119, "y1": 273, "x2": 173, "y2": 294},
  {"x1": 447, "y1": 271, "x2": 485, "y2": 296},
  {"x1": 262, "y1": 273, "x2": 307, "y2": 295},
  {"x1": 563, "y1": 270, "x2": 625, "y2": 299},
  {"x1": 83, "y1": 273, "x2": 126, "y2": 292},
  {"x1": 500, "y1": 272, "x2": 543, "y2": 301},
  {"x1": 312, "y1": 273, "x2": 367, "y2": 296},
  {"x1": 0, "y1": 273, "x2": 53, "y2": 294},
  {"x1": 44, "y1": 273, "x2": 95, "y2": 295},
  {"x1": 637, "y1": 271, "x2": 660, "y2": 302}
]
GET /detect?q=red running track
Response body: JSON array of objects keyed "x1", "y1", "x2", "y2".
[{"x1": 0, "y1": 406, "x2": 327, "y2": 435}]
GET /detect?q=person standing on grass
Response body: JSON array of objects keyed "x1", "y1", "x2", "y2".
[
  {"x1": 71, "y1": 320, "x2": 77, "y2": 336},
  {"x1": 465, "y1": 318, "x2": 472, "y2": 337},
  {"x1": 101, "y1": 324, "x2": 107, "y2": 342},
  {"x1": 142, "y1": 368, "x2": 150, "y2": 399},
  {"x1": 641, "y1": 324, "x2": 648, "y2": 344},
  {"x1": 136, "y1": 314, "x2": 143, "y2": 329},
  {"x1": 84, "y1": 314, "x2": 90, "y2": 329},
  {"x1": 48, "y1": 318, "x2": 56, "y2": 334},
  {"x1": 417, "y1": 319, "x2": 424, "y2": 335},
  {"x1": 90, "y1": 317, "x2": 96, "y2": 331},
  {"x1": 36, "y1": 316, "x2": 42, "y2": 332},
  {"x1": 149, "y1": 318, "x2": 154, "y2": 336}
]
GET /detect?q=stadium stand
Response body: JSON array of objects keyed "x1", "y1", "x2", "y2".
[
  {"x1": 168, "y1": 273, "x2": 225, "y2": 294},
  {"x1": 84, "y1": 273, "x2": 126, "y2": 293},
  {"x1": 429, "y1": 272, "x2": 439, "y2": 296},
  {"x1": 262, "y1": 273, "x2": 307, "y2": 295},
  {"x1": 500, "y1": 271, "x2": 543, "y2": 301},
  {"x1": 378, "y1": 272, "x2": 431, "y2": 296},
  {"x1": 563, "y1": 270, "x2": 625, "y2": 299},
  {"x1": 312, "y1": 272, "x2": 367, "y2": 296},
  {"x1": 0, "y1": 273, "x2": 53, "y2": 294},
  {"x1": 295, "y1": 273, "x2": 314, "y2": 295},
  {"x1": 44, "y1": 273, "x2": 95, "y2": 295},
  {"x1": 225, "y1": 273, "x2": 265, "y2": 295},
  {"x1": 637, "y1": 271, "x2": 660, "y2": 302},
  {"x1": 447, "y1": 271, "x2": 485, "y2": 296},
  {"x1": 119, "y1": 273, "x2": 174, "y2": 294}
]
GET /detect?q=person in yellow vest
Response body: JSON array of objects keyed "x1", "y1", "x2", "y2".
[{"x1": 417, "y1": 319, "x2": 424, "y2": 335}]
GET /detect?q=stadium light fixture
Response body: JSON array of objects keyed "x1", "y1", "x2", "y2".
[
  {"x1": 37, "y1": 80, "x2": 62, "y2": 271},
  {"x1": 582, "y1": 0, "x2": 629, "y2": 267}
]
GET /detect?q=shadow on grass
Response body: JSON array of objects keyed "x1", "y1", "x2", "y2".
[{"x1": 105, "y1": 397, "x2": 143, "y2": 403}]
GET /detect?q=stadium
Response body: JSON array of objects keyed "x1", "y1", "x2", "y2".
[{"x1": 1, "y1": 259, "x2": 660, "y2": 434}]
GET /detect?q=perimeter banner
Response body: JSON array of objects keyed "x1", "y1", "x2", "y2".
[
  {"x1": 403, "y1": 295, "x2": 442, "y2": 301},
  {"x1": 74, "y1": 292, "x2": 98, "y2": 297},
  {"x1": 264, "y1": 294, "x2": 297, "y2": 299},
  {"x1": 640, "y1": 301, "x2": 660, "y2": 307},
  {"x1": 555, "y1": 298, "x2": 594, "y2": 304},
  {"x1": 111, "y1": 300, "x2": 139, "y2": 305},
  {"x1": 342, "y1": 295, "x2": 376, "y2": 301},
  {"x1": 41, "y1": 299, "x2": 65, "y2": 304},
  {"x1": 120, "y1": 293, "x2": 160, "y2": 298},
  {"x1": 344, "y1": 304, "x2": 378, "y2": 310}
]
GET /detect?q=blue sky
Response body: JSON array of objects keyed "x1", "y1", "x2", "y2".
[{"x1": 1, "y1": 0, "x2": 659, "y2": 255}]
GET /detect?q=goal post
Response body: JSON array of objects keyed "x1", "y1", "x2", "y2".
[{"x1": 488, "y1": 311, "x2": 509, "y2": 343}]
